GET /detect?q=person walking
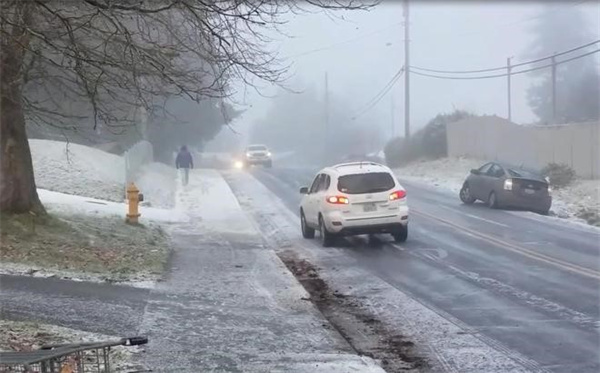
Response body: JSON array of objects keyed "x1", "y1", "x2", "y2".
[{"x1": 176, "y1": 145, "x2": 194, "y2": 186}]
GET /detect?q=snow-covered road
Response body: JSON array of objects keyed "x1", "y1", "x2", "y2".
[
  {"x1": 4, "y1": 165, "x2": 599, "y2": 372},
  {"x1": 229, "y1": 166, "x2": 600, "y2": 373}
]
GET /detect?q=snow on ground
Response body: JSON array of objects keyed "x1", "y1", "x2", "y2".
[
  {"x1": 30, "y1": 139, "x2": 125, "y2": 202},
  {"x1": 394, "y1": 157, "x2": 481, "y2": 194},
  {"x1": 393, "y1": 157, "x2": 600, "y2": 225},
  {"x1": 136, "y1": 162, "x2": 176, "y2": 209},
  {"x1": 38, "y1": 189, "x2": 186, "y2": 224},
  {"x1": 175, "y1": 169, "x2": 256, "y2": 235},
  {"x1": 138, "y1": 169, "x2": 386, "y2": 372},
  {"x1": 31, "y1": 139, "x2": 177, "y2": 207},
  {"x1": 226, "y1": 171, "x2": 539, "y2": 373}
]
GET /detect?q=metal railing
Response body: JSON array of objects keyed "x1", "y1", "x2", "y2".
[{"x1": 0, "y1": 337, "x2": 148, "y2": 373}]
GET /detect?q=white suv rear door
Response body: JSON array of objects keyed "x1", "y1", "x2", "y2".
[{"x1": 337, "y1": 172, "x2": 398, "y2": 218}]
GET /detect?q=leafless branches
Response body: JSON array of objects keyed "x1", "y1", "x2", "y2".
[{"x1": 1, "y1": 0, "x2": 375, "y2": 131}]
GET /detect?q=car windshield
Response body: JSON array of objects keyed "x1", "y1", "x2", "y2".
[
  {"x1": 248, "y1": 146, "x2": 267, "y2": 151},
  {"x1": 338, "y1": 172, "x2": 395, "y2": 194}
]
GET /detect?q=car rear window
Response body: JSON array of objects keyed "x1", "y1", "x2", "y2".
[
  {"x1": 337, "y1": 172, "x2": 395, "y2": 194},
  {"x1": 507, "y1": 168, "x2": 540, "y2": 179}
]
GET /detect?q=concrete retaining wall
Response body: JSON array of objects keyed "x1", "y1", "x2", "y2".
[{"x1": 447, "y1": 116, "x2": 600, "y2": 179}]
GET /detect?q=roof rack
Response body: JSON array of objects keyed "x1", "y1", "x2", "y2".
[{"x1": 333, "y1": 161, "x2": 385, "y2": 169}]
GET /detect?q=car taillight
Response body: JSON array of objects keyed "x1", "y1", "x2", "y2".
[
  {"x1": 327, "y1": 196, "x2": 349, "y2": 204},
  {"x1": 389, "y1": 190, "x2": 406, "y2": 200},
  {"x1": 504, "y1": 179, "x2": 513, "y2": 191}
]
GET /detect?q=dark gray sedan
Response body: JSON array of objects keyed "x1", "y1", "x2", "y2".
[{"x1": 459, "y1": 162, "x2": 552, "y2": 215}]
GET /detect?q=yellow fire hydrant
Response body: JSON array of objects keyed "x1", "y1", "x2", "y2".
[{"x1": 126, "y1": 182, "x2": 144, "y2": 224}]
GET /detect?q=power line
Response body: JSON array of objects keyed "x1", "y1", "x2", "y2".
[
  {"x1": 410, "y1": 48, "x2": 600, "y2": 80},
  {"x1": 352, "y1": 66, "x2": 405, "y2": 120},
  {"x1": 411, "y1": 39, "x2": 600, "y2": 74}
]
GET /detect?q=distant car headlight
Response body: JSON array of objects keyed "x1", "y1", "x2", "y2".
[
  {"x1": 246, "y1": 152, "x2": 251, "y2": 157},
  {"x1": 234, "y1": 160, "x2": 244, "y2": 169},
  {"x1": 504, "y1": 178, "x2": 513, "y2": 191},
  {"x1": 266, "y1": 151, "x2": 272, "y2": 157}
]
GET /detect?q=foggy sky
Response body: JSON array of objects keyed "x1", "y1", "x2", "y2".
[{"x1": 223, "y1": 1, "x2": 600, "y2": 147}]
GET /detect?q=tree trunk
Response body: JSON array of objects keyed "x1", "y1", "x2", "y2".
[{"x1": 0, "y1": 3, "x2": 45, "y2": 214}]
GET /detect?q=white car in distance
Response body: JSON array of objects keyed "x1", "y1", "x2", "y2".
[{"x1": 299, "y1": 162, "x2": 409, "y2": 247}]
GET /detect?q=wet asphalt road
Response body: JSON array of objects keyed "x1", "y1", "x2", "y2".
[{"x1": 249, "y1": 166, "x2": 600, "y2": 373}]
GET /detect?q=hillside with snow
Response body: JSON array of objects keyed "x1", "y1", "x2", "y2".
[
  {"x1": 30, "y1": 139, "x2": 176, "y2": 208},
  {"x1": 30, "y1": 139, "x2": 125, "y2": 202}
]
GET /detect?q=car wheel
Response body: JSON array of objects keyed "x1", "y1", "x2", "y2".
[
  {"x1": 300, "y1": 211, "x2": 315, "y2": 239},
  {"x1": 393, "y1": 226, "x2": 408, "y2": 243},
  {"x1": 459, "y1": 183, "x2": 476, "y2": 204},
  {"x1": 488, "y1": 191, "x2": 498, "y2": 209},
  {"x1": 319, "y1": 215, "x2": 335, "y2": 247}
]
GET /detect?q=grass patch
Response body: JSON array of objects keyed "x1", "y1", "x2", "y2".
[{"x1": 0, "y1": 212, "x2": 169, "y2": 279}]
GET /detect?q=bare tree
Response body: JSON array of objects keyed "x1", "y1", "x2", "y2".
[{"x1": 0, "y1": 0, "x2": 373, "y2": 214}]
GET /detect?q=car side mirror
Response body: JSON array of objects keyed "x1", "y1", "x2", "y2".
[
  {"x1": 299, "y1": 187, "x2": 309, "y2": 194},
  {"x1": 470, "y1": 169, "x2": 480, "y2": 175}
]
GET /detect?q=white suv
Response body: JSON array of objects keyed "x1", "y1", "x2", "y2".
[{"x1": 299, "y1": 162, "x2": 409, "y2": 247}]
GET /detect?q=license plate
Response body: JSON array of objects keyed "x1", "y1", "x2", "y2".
[
  {"x1": 363, "y1": 203, "x2": 377, "y2": 212},
  {"x1": 524, "y1": 188, "x2": 535, "y2": 195}
]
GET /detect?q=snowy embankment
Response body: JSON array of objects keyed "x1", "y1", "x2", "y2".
[
  {"x1": 393, "y1": 157, "x2": 600, "y2": 226},
  {"x1": 0, "y1": 139, "x2": 183, "y2": 285},
  {"x1": 30, "y1": 139, "x2": 176, "y2": 210},
  {"x1": 31, "y1": 139, "x2": 125, "y2": 202}
]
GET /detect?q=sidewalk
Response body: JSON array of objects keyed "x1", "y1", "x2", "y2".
[{"x1": 138, "y1": 169, "x2": 385, "y2": 372}]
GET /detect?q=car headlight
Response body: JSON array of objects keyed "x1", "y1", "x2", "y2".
[
  {"x1": 246, "y1": 152, "x2": 251, "y2": 157},
  {"x1": 234, "y1": 160, "x2": 244, "y2": 169},
  {"x1": 503, "y1": 178, "x2": 513, "y2": 191},
  {"x1": 267, "y1": 151, "x2": 272, "y2": 157}
]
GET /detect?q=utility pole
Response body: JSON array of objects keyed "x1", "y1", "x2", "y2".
[
  {"x1": 403, "y1": 0, "x2": 410, "y2": 140},
  {"x1": 324, "y1": 71, "x2": 329, "y2": 131},
  {"x1": 507, "y1": 57, "x2": 512, "y2": 122},
  {"x1": 551, "y1": 53, "x2": 557, "y2": 124},
  {"x1": 324, "y1": 71, "x2": 329, "y2": 159},
  {"x1": 391, "y1": 94, "x2": 395, "y2": 138}
]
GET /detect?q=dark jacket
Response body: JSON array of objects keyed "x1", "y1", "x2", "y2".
[{"x1": 176, "y1": 150, "x2": 194, "y2": 169}]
